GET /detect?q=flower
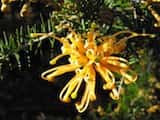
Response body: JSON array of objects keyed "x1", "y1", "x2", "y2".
[{"x1": 39, "y1": 28, "x2": 153, "y2": 113}]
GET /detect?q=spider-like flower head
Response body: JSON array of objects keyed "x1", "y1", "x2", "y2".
[{"x1": 39, "y1": 28, "x2": 153, "y2": 113}]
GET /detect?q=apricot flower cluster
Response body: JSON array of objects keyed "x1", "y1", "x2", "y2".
[{"x1": 31, "y1": 29, "x2": 153, "y2": 113}]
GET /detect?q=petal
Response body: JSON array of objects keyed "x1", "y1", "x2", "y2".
[
  {"x1": 106, "y1": 60, "x2": 128, "y2": 69},
  {"x1": 41, "y1": 64, "x2": 81, "y2": 81},
  {"x1": 120, "y1": 69, "x2": 138, "y2": 84},
  {"x1": 30, "y1": 33, "x2": 48, "y2": 38},
  {"x1": 88, "y1": 31, "x2": 97, "y2": 43},
  {"x1": 100, "y1": 57, "x2": 129, "y2": 73},
  {"x1": 59, "y1": 68, "x2": 86, "y2": 103},
  {"x1": 97, "y1": 39, "x2": 114, "y2": 54},
  {"x1": 113, "y1": 39, "x2": 127, "y2": 53},
  {"x1": 49, "y1": 53, "x2": 68, "y2": 65},
  {"x1": 100, "y1": 63, "x2": 121, "y2": 73},
  {"x1": 59, "y1": 74, "x2": 83, "y2": 103},
  {"x1": 75, "y1": 73, "x2": 96, "y2": 112},
  {"x1": 103, "y1": 82, "x2": 115, "y2": 90},
  {"x1": 105, "y1": 56, "x2": 129, "y2": 69},
  {"x1": 106, "y1": 56, "x2": 128, "y2": 63},
  {"x1": 67, "y1": 32, "x2": 86, "y2": 53},
  {"x1": 95, "y1": 63, "x2": 115, "y2": 88},
  {"x1": 101, "y1": 36, "x2": 115, "y2": 44},
  {"x1": 85, "y1": 31, "x2": 97, "y2": 50},
  {"x1": 111, "y1": 30, "x2": 133, "y2": 38},
  {"x1": 87, "y1": 65, "x2": 96, "y2": 82},
  {"x1": 51, "y1": 35, "x2": 70, "y2": 45},
  {"x1": 75, "y1": 87, "x2": 90, "y2": 113},
  {"x1": 69, "y1": 54, "x2": 88, "y2": 65},
  {"x1": 110, "y1": 88, "x2": 120, "y2": 100},
  {"x1": 75, "y1": 35, "x2": 86, "y2": 53}
]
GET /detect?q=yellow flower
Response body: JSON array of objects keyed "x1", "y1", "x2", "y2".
[{"x1": 39, "y1": 28, "x2": 153, "y2": 113}]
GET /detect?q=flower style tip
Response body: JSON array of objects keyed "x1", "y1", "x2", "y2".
[
  {"x1": 59, "y1": 68, "x2": 85, "y2": 103},
  {"x1": 103, "y1": 82, "x2": 115, "y2": 90},
  {"x1": 75, "y1": 77, "x2": 96, "y2": 113},
  {"x1": 49, "y1": 54, "x2": 68, "y2": 65},
  {"x1": 121, "y1": 69, "x2": 138, "y2": 84},
  {"x1": 110, "y1": 88, "x2": 120, "y2": 100}
]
